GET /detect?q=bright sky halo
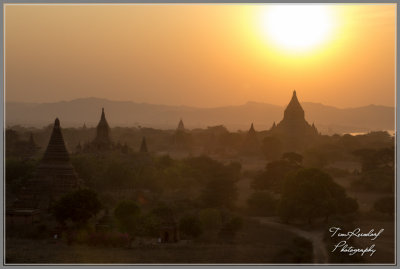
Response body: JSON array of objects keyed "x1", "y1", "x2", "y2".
[{"x1": 260, "y1": 4, "x2": 335, "y2": 52}]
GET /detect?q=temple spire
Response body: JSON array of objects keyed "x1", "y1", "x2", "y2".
[
  {"x1": 93, "y1": 107, "x2": 111, "y2": 148},
  {"x1": 283, "y1": 90, "x2": 305, "y2": 121},
  {"x1": 42, "y1": 118, "x2": 70, "y2": 163},
  {"x1": 55, "y1": 118, "x2": 60, "y2": 128},
  {"x1": 177, "y1": 119, "x2": 185, "y2": 131},
  {"x1": 249, "y1": 123, "x2": 256, "y2": 134},
  {"x1": 241, "y1": 123, "x2": 261, "y2": 156},
  {"x1": 101, "y1": 107, "x2": 105, "y2": 120}
]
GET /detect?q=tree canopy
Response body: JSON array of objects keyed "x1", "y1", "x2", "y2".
[
  {"x1": 52, "y1": 189, "x2": 102, "y2": 226},
  {"x1": 279, "y1": 168, "x2": 358, "y2": 223},
  {"x1": 114, "y1": 200, "x2": 141, "y2": 236}
]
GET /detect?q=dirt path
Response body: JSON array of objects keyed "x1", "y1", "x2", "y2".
[{"x1": 254, "y1": 217, "x2": 329, "y2": 264}]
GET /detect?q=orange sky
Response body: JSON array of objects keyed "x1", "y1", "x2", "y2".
[{"x1": 5, "y1": 4, "x2": 396, "y2": 108}]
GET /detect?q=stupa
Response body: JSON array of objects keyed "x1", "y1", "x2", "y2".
[
  {"x1": 13, "y1": 118, "x2": 80, "y2": 210},
  {"x1": 91, "y1": 108, "x2": 112, "y2": 150},
  {"x1": 268, "y1": 91, "x2": 318, "y2": 151},
  {"x1": 241, "y1": 123, "x2": 262, "y2": 156}
]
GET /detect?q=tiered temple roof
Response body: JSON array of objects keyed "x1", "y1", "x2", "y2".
[
  {"x1": 268, "y1": 91, "x2": 318, "y2": 150},
  {"x1": 14, "y1": 118, "x2": 80, "y2": 210},
  {"x1": 40, "y1": 119, "x2": 70, "y2": 163}
]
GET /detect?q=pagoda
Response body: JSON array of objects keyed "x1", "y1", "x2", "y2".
[
  {"x1": 268, "y1": 91, "x2": 318, "y2": 151},
  {"x1": 13, "y1": 118, "x2": 80, "y2": 210},
  {"x1": 241, "y1": 123, "x2": 262, "y2": 156},
  {"x1": 82, "y1": 108, "x2": 113, "y2": 152},
  {"x1": 92, "y1": 108, "x2": 112, "y2": 150},
  {"x1": 172, "y1": 119, "x2": 191, "y2": 151},
  {"x1": 177, "y1": 119, "x2": 185, "y2": 131}
]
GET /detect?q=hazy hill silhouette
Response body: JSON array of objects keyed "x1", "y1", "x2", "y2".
[{"x1": 6, "y1": 98, "x2": 394, "y2": 134}]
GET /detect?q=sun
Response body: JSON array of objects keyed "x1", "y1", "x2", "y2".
[{"x1": 260, "y1": 4, "x2": 335, "y2": 52}]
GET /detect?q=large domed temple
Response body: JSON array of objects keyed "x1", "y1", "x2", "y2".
[{"x1": 267, "y1": 90, "x2": 319, "y2": 151}]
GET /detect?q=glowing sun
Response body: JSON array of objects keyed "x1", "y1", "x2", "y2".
[{"x1": 261, "y1": 5, "x2": 335, "y2": 52}]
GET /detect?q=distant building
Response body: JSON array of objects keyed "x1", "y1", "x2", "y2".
[
  {"x1": 177, "y1": 119, "x2": 185, "y2": 131},
  {"x1": 172, "y1": 119, "x2": 192, "y2": 152},
  {"x1": 83, "y1": 108, "x2": 114, "y2": 152},
  {"x1": 92, "y1": 108, "x2": 112, "y2": 150},
  {"x1": 12, "y1": 118, "x2": 80, "y2": 211},
  {"x1": 240, "y1": 123, "x2": 263, "y2": 156},
  {"x1": 5, "y1": 130, "x2": 39, "y2": 159},
  {"x1": 267, "y1": 90, "x2": 319, "y2": 151},
  {"x1": 82, "y1": 108, "x2": 133, "y2": 154}
]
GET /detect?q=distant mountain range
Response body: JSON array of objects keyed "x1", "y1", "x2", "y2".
[{"x1": 6, "y1": 98, "x2": 395, "y2": 134}]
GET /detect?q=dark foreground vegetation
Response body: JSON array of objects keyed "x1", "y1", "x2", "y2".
[{"x1": 5, "y1": 125, "x2": 394, "y2": 264}]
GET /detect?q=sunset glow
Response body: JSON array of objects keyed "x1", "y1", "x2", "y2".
[
  {"x1": 4, "y1": 4, "x2": 397, "y2": 264},
  {"x1": 260, "y1": 5, "x2": 335, "y2": 52},
  {"x1": 5, "y1": 4, "x2": 396, "y2": 108}
]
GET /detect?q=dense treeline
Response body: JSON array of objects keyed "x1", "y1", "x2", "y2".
[{"x1": 5, "y1": 125, "x2": 394, "y2": 261}]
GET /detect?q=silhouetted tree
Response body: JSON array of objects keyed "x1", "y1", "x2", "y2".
[
  {"x1": 281, "y1": 152, "x2": 303, "y2": 165},
  {"x1": 279, "y1": 168, "x2": 358, "y2": 223},
  {"x1": 352, "y1": 147, "x2": 394, "y2": 192},
  {"x1": 201, "y1": 178, "x2": 238, "y2": 208},
  {"x1": 52, "y1": 189, "x2": 102, "y2": 227},
  {"x1": 252, "y1": 159, "x2": 300, "y2": 193}
]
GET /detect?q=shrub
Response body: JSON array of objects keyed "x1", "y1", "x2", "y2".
[
  {"x1": 52, "y1": 189, "x2": 102, "y2": 227},
  {"x1": 114, "y1": 200, "x2": 141, "y2": 236}
]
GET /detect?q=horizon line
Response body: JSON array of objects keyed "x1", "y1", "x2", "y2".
[{"x1": 4, "y1": 97, "x2": 395, "y2": 110}]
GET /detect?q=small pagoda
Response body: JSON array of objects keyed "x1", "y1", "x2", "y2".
[
  {"x1": 172, "y1": 118, "x2": 191, "y2": 152},
  {"x1": 92, "y1": 108, "x2": 112, "y2": 150},
  {"x1": 83, "y1": 108, "x2": 113, "y2": 152},
  {"x1": 241, "y1": 123, "x2": 262, "y2": 156}
]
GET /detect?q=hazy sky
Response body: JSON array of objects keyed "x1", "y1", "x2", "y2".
[{"x1": 5, "y1": 4, "x2": 396, "y2": 108}]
